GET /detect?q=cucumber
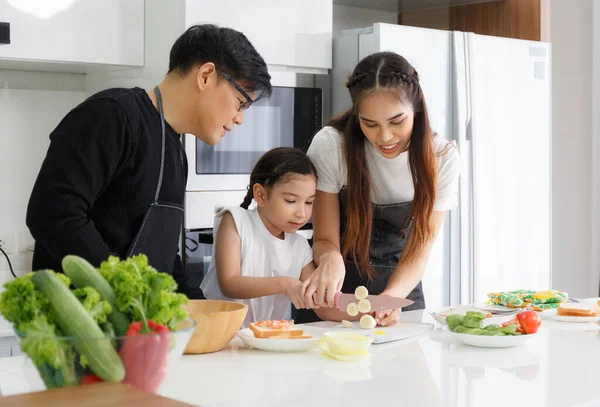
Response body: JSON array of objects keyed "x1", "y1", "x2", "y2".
[
  {"x1": 32, "y1": 270, "x2": 125, "y2": 382},
  {"x1": 62, "y1": 255, "x2": 130, "y2": 336}
]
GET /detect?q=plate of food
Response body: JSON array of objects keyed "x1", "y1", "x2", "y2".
[
  {"x1": 431, "y1": 305, "x2": 495, "y2": 325},
  {"x1": 486, "y1": 289, "x2": 568, "y2": 311},
  {"x1": 445, "y1": 310, "x2": 541, "y2": 348},
  {"x1": 541, "y1": 303, "x2": 600, "y2": 323},
  {"x1": 237, "y1": 320, "x2": 324, "y2": 352}
]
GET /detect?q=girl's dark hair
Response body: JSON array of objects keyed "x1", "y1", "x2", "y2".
[
  {"x1": 329, "y1": 51, "x2": 438, "y2": 279},
  {"x1": 240, "y1": 147, "x2": 318, "y2": 209},
  {"x1": 168, "y1": 24, "x2": 272, "y2": 101}
]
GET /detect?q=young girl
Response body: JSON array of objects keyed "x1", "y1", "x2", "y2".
[{"x1": 200, "y1": 147, "x2": 318, "y2": 326}]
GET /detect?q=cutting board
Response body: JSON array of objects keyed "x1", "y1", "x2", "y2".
[
  {"x1": 307, "y1": 320, "x2": 434, "y2": 344},
  {"x1": 1, "y1": 382, "x2": 193, "y2": 406}
]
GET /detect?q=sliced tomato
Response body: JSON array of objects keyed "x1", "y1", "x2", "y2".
[
  {"x1": 501, "y1": 317, "x2": 526, "y2": 333},
  {"x1": 516, "y1": 311, "x2": 541, "y2": 334},
  {"x1": 501, "y1": 318, "x2": 518, "y2": 328}
]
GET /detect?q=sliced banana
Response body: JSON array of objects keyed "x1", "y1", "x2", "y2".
[
  {"x1": 341, "y1": 320, "x2": 353, "y2": 328},
  {"x1": 357, "y1": 299, "x2": 372, "y2": 313},
  {"x1": 346, "y1": 302, "x2": 359, "y2": 316},
  {"x1": 360, "y1": 314, "x2": 377, "y2": 330},
  {"x1": 354, "y1": 286, "x2": 369, "y2": 300}
]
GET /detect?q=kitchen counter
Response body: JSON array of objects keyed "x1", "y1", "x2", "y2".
[{"x1": 1, "y1": 311, "x2": 599, "y2": 406}]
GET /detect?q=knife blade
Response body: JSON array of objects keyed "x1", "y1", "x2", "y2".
[{"x1": 334, "y1": 292, "x2": 414, "y2": 312}]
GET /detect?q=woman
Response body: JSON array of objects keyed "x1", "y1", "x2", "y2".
[{"x1": 299, "y1": 51, "x2": 461, "y2": 326}]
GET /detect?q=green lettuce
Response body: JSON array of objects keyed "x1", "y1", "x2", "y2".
[
  {"x1": 73, "y1": 287, "x2": 112, "y2": 325},
  {"x1": 98, "y1": 254, "x2": 188, "y2": 330},
  {"x1": 0, "y1": 272, "x2": 70, "y2": 327}
]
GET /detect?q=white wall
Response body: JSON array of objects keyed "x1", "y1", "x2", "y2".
[
  {"x1": 85, "y1": 0, "x2": 185, "y2": 95},
  {"x1": 0, "y1": 70, "x2": 86, "y2": 334},
  {"x1": 593, "y1": 0, "x2": 600, "y2": 297},
  {"x1": 333, "y1": 4, "x2": 398, "y2": 37},
  {"x1": 550, "y1": 0, "x2": 595, "y2": 298}
]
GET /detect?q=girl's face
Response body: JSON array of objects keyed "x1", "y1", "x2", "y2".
[
  {"x1": 254, "y1": 174, "x2": 317, "y2": 238},
  {"x1": 358, "y1": 91, "x2": 415, "y2": 159}
]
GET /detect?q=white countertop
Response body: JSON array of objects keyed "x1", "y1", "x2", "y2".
[{"x1": 1, "y1": 310, "x2": 600, "y2": 406}]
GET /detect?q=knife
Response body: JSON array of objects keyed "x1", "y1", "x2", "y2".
[{"x1": 334, "y1": 292, "x2": 414, "y2": 312}]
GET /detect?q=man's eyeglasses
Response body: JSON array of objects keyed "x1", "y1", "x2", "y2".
[{"x1": 220, "y1": 71, "x2": 253, "y2": 112}]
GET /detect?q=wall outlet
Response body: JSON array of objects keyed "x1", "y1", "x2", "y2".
[
  {"x1": 0, "y1": 233, "x2": 14, "y2": 254},
  {"x1": 18, "y1": 230, "x2": 34, "y2": 253}
]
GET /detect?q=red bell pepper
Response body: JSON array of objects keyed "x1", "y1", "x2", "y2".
[
  {"x1": 80, "y1": 374, "x2": 103, "y2": 385},
  {"x1": 119, "y1": 320, "x2": 170, "y2": 393}
]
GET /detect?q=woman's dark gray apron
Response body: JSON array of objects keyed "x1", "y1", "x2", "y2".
[
  {"x1": 126, "y1": 87, "x2": 184, "y2": 277},
  {"x1": 295, "y1": 187, "x2": 426, "y2": 323}
]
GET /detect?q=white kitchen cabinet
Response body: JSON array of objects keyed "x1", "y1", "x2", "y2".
[
  {"x1": 0, "y1": 0, "x2": 143, "y2": 70},
  {"x1": 185, "y1": 0, "x2": 332, "y2": 70}
]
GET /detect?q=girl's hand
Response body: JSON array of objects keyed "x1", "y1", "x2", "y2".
[
  {"x1": 304, "y1": 252, "x2": 346, "y2": 307},
  {"x1": 283, "y1": 278, "x2": 308, "y2": 310},
  {"x1": 372, "y1": 308, "x2": 401, "y2": 327}
]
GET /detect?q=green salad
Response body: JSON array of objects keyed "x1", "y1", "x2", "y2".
[{"x1": 446, "y1": 311, "x2": 521, "y2": 336}]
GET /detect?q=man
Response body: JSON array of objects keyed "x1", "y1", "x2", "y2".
[{"x1": 26, "y1": 24, "x2": 272, "y2": 298}]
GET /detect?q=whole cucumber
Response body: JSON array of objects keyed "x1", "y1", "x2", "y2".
[
  {"x1": 62, "y1": 255, "x2": 130, "y2": 336},
  {"x1": 32, "y1": 270, "x2": 125, "y2": 382}
]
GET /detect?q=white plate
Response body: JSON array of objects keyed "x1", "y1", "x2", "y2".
[
  {"x1": 580, "y1": 297, "x2": 600, "y2": 306},
  {"x1": 541, "y1": 309, "x2": 600, "y2": 323},
  {"x1": 237, "y1": 327, "x2": 324, "y2": 352},
  {"x1": 446, "y1": 328, "x2": 537, "y2": 348},
  {"x1": 430, "y1": 306, "x2": 518, "y2": 326}
]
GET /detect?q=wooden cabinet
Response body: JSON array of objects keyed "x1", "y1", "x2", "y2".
[{"x1": 399, "y1": 0, "x2": 545, "y2": 42}]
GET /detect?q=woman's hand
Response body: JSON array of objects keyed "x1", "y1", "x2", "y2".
[{"x1": 304, "y1": 252, "x2": 346, "y2": 307}]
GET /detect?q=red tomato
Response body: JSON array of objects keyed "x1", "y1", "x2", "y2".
[
  {"x1": 516, "y1": 311, "x2": 541, "y2": 334},
  {"x1": 80, "y1": 374, "x2": 103, "y2": 385}
]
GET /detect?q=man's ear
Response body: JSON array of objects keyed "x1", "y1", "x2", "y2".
[{"x1": 196, "y1": 62, "x2": 217, "y2": 91}]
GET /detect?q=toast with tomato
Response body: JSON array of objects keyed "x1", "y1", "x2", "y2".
[{"x1": 249, "y1": 320, "x2": 311, "y2": 339}]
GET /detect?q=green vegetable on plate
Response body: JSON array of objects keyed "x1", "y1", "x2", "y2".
[{"x1": 448, "y1": 311, "x2": 523, "y2": 336}]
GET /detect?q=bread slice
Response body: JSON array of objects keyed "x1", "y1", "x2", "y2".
[
  {"x1": 249, "y1": 320, "x2": 305, "y2": 338},
  {"x1": 557, "y1": 303, "x2": 599, "y2": 317},
  {"x1": 440, "y1": 305, "x2": 492, "y2": 318},
  {"x1": 268, "y1": 334, "x2": 313, "y2": 340}
]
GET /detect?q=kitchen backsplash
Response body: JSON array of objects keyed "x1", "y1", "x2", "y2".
[{"x1": 0, "y1": 71, "x2": 86, "y2": 333}]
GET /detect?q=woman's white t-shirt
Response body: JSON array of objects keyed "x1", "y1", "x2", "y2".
[
  {"x1": 306, "y1": 126, "x2": 462, "y2": 210},
  {"x1": 200, "y1": 207, "x2": 313, "y2": 328}
]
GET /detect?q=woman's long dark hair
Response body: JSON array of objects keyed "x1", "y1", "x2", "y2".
[
  {"x1": 329, "y1": 51, "x2": 437, "y2": 279},
  {"x1": 240, "y1": 147, "x2": 317, "y2": 208}
]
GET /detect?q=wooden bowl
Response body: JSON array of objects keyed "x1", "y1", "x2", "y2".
[{"x1": 183, "y1": 300, "x2": 248, "y2": 354}]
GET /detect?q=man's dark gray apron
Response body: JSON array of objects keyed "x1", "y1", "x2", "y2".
[
  {"x1": 126, "y1": 87, "x2": 184, "y2": 277},
  {"x1": 295, "y1": 186, "x2": 426, "y2": 323}
]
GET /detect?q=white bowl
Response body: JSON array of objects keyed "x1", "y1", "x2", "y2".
[
  {"x1": 447, "y1": 328, "x2": 538, "y2": 348},
  {"x1": 323, "y1": 331, "x2": 373, "y2": 355}
]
